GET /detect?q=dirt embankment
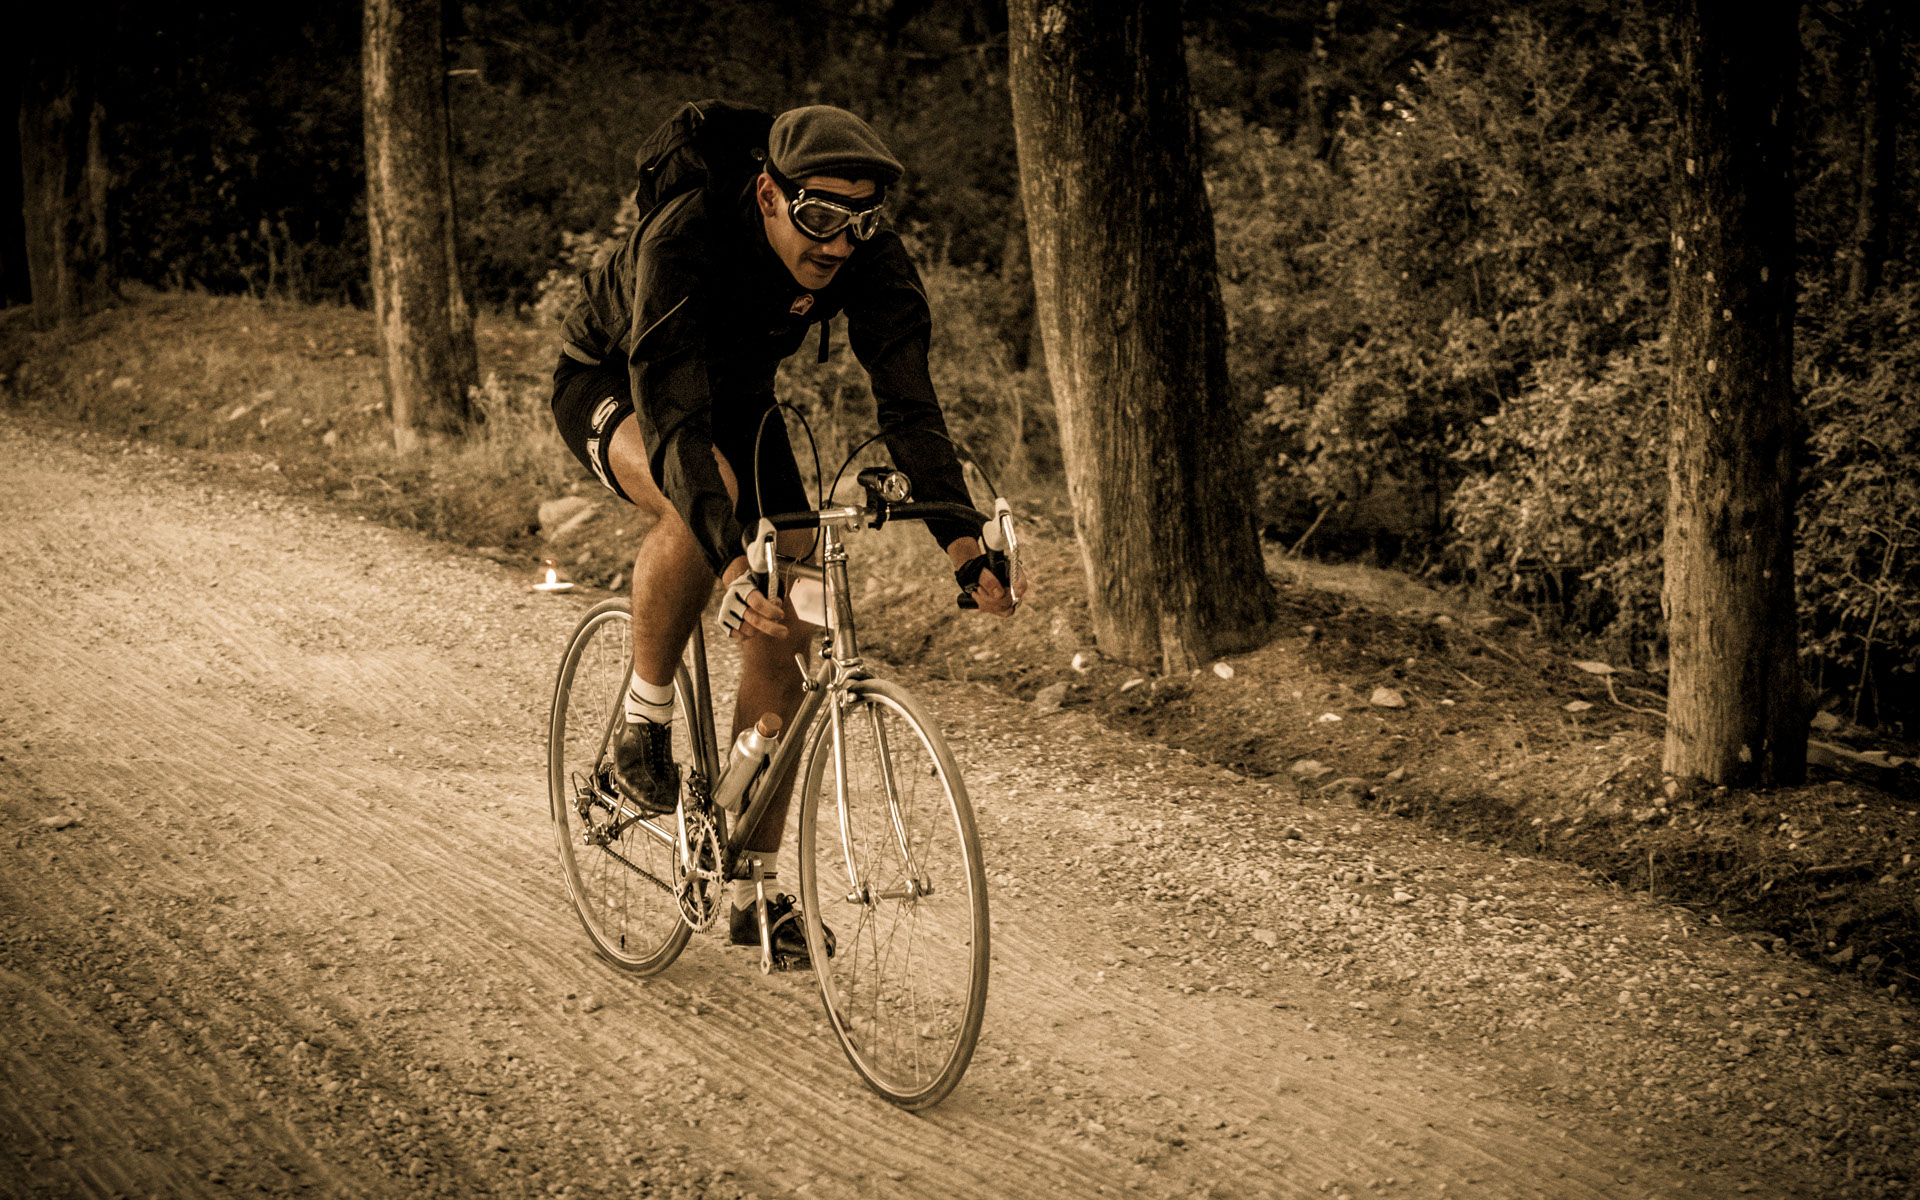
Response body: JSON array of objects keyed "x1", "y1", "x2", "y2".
[{"x1": 843, "y1": 530, "x2": 1920, "y2": 997}]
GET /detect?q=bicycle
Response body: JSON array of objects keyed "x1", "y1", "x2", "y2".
[{"x1": 545, "y1": 462, "x2": 1022, "y2": 1109}]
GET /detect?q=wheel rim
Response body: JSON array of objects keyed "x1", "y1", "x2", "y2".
[
  {"x1": 802, "y1": 687, "x2": 987, "y2": 1104},
  {"x1": 548, "y1": 605, "x2": 692, "y2": 972}
]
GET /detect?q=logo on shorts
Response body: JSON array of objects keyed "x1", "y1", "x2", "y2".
[
  {"x1": 584, "y1": 437, "x2": 614, "y2": 493},
  {"x1": 589, "y1": 395, "x2": 621, "y2": 436},
  {"x1": 788, "y1": 294, "x2": 815, "y2": 317}
]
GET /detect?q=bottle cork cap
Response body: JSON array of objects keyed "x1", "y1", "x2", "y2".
[{"x1": 755, "y1": 712, "x2": 784, "y2": 738}]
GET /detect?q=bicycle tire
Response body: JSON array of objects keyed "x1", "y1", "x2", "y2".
[
  {"x1": 547, "y1": 597, "x2": 696, "y2": 975},
  {"x1": 796, "y1": 678, "x2": 990, "y2": 1109}
]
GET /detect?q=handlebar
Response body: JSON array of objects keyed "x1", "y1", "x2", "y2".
[
  {"x1": 759, "y1": 500, "x2": 988, "y2": 532},
  {"x1": 751, "y1": 493, "x2": 1020, "y2": 613}
]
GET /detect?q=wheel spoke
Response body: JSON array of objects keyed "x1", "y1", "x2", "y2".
[
  {"x1": 547, "y1": 602, "x2": 698, "y2": 975},
  {"x1": 799, "y1": 682, "x2": 988, "y2": 1108}
]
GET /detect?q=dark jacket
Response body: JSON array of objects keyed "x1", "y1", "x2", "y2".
[{"x1": 559, "y1": 185, "x2": 973, "y2": 574}]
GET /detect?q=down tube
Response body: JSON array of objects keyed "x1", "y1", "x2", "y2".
[{"x1": 722, "y1": 677, "x2": 830, "y2": 875}]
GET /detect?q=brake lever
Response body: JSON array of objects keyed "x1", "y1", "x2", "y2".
[
  {"x1": 746, "y1": 519, "x2": 779, "y2": 601},
  {"x1": 955, "y1": 500, "x2": 1016, "y2": 611}
]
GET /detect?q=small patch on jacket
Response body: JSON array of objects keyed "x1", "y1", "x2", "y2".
[{"x1": 789, "y1": 294, "x2": 815, "y2": 317}]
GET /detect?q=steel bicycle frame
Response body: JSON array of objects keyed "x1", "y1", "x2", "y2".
[{"x1": 614, "y1": 516, "x2": 916, "y2": 898}]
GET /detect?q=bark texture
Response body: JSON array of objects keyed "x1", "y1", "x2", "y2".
[
  {"x1": 1663, "y1": 0, "x2": 1805, "y2": 786},
  {"x1": 362, "y1": 0, "x2": 478, "y2": 453},
  {"x1": 1007, "y1": 0, "x2": 1275, "y2": 672},
  {"x1": 1845, "y1": 0, "x2": 1900, "y2": 304},
  {"x1": 18, "y1": 48, "x2": 112, "y2": 329}
]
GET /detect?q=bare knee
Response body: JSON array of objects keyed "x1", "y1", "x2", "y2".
[
  {"x1": 605, "y1": 416, "x2": 674, "y2": 521},
  {"x1": 607, "y1": 416, "x2": 744, "y2": 550}
]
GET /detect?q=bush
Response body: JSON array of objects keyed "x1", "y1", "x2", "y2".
[
  {"x1": 1202, "y1": 112, "x2": 1340, "y2": 524},
  {"x1": 1224, "y1": 6, "x2": 1919, "y2": 720},
  {"x1": 1451, "y1": 337, "x2": 1668, "y2": 649},
  {"x1": 1208, "y1": 12, "x2": 1674, "y2": 551},
  {"x1": 530, "y1": 194, "x2": 639, "y2": 327},
  {"x1": 1797, "y1": 281, "x2": 1920, "y2": 722}
]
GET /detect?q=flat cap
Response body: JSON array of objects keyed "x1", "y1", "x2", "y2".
[{"x1": 766, "y1": 106, "x2": 903, "y2": 186}]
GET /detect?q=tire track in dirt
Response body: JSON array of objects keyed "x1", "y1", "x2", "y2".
[{"x1": 0, "y1": 419, "x2": 1812, "y2": 1198}]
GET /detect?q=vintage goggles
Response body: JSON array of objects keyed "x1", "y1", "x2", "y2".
[{"x1": 770, "y1": 168, "x2": 886, "y2": 243}]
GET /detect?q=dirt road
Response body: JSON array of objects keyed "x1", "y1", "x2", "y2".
[{"x1": 2, "y1": 418, "x2": 1912, "y2": 1199}]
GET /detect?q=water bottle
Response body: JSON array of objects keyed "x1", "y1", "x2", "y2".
[{"x1": 713, "y1": 712, "x2": 783, "y2": 815}]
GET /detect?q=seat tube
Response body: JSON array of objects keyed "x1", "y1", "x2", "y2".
[{"x1": 687, "y1": 621, "x2": 715, "y2": 771}]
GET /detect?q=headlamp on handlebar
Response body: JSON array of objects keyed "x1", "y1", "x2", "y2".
[{"x1": 856, "y1": 467, "x2": 912, "y2": 527}]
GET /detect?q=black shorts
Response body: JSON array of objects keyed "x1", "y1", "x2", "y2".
[{"x1": 550, "y1": 355, "x2": 810, "y2": 527}]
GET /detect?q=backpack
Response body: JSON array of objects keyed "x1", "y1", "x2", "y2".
[
  {"x1": 632, "y1": 100, "x2": 835, "y2": 363},
  {"x1": 633, "y1": 100, "x2": 774, "y2": 227}
]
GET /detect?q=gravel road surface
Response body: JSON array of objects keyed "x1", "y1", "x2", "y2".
[{"x1": 1, "y1": 418, "x2": 1913, "y2": 1199}]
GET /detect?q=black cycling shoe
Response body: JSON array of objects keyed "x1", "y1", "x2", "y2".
[
  {"x1": 609, "y1": 718, "x2": 680, "y2": 816},
  {"x1": 729, "y1": 893, "x2": 835, "y2": 970}
]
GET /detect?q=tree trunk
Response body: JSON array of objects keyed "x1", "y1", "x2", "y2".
[
  {"x1": 2, "y1": 89, "x2": 31, "y2": 307},
  {"x1": 1008, "y1": 0, "x2": 1276, "y2": 673},
  {"x1": 18, "y1": 49, "x2": 112, "y2": 329},
  {"x1": 1844, "y1": 0, "x2": 1899, "y2": 304},
  {"x1": 1663, "y1": 0, "x2": 1805, "y2": 787},
  {"x1": 1295, "y1": 1, "x2": 1338, "y2": 158},
  {"x1": 362, "y1": 0, "x2": 478, "y2": 453}
]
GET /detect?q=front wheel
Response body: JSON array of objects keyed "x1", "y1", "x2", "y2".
[
  {"x1": 797, "y1": 679, "x2": 989, "y2": 1109},
  {"x1": 547, "y1": 598, "x2": 697, "y2": 975}
]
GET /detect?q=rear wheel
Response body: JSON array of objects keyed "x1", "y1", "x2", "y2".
[
  {"x1": 797, "y1": 679, "x2": 989, "y2": 1109},
  {"x1": 547, "y1": 598, "x2": 699, "y2": 974}
]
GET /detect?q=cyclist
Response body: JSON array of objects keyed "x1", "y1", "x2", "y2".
[{"x1": 551, "y1": 105, "x2": 1022, "y2": 968}]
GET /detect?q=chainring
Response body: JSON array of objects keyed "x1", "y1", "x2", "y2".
[{"x1": 675, "y1": 807, "x2": 725, "y2": 931}]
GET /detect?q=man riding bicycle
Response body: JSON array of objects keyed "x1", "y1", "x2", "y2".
[{"x1": 551, "y1": 104, "x2": 1021, "y2": 968}]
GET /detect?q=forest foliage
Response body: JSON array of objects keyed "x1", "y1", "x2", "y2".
[{"x1": 41, "y1": 0, "x2": 1920, "y2": 725}]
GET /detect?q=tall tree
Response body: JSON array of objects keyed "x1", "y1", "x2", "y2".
[
  {"x1": 18, "y1": 37, "x2": 112, "y2": 328},
  {"x1": 1663, "y1": 0, "x2": 1805, "y2": 786},
  {"x1": 1844, "y1": 0, "x2": 1900, "y2": 304},
  {"x1": 1007, "y1": 0, "x2": 1276, "y2": 673},
  {"x1": 2, "y1": 82, "x2": 30, "y2": 308},
  {"x1": 363, "y1": 0, "x2": 478, "y2": 452}
]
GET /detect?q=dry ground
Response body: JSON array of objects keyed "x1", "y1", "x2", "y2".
[
  {"x1": 2, "y1": 415, "x2": 1918, "y2": 1199},
  {"x1": 4, "y1": 293, "x2": 1918, "y2": 1198}
]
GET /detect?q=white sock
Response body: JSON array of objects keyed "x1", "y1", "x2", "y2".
[
  {"x1": 730, "y1": 851, "x2": 780, "y2": 911},
  {"x1": 624, "y1": 672, "x2": 674, "y2": 725}
]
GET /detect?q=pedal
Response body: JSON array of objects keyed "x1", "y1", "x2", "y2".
[{"x1": 586, "y1": 766, "x2": 621, "y2": 807}]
